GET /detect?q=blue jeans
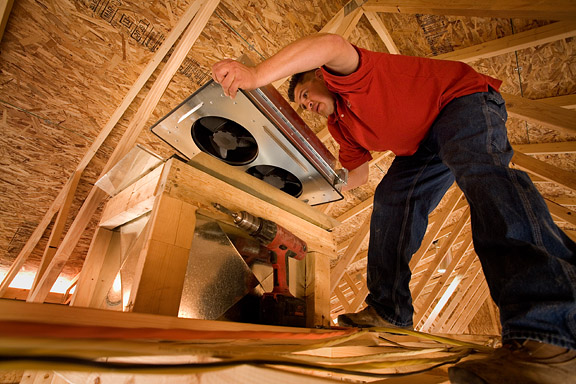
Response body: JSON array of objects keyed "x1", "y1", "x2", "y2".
[{"x1": 366, "y1": 88, "x2": 576, "y2": 350}]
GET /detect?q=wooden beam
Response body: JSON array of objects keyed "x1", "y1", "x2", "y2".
[
  {"x1": 416, "y1": 237, "x2": 474, "y2": 328},
  {"x1": 98, "y1": 165, "x2": 163, "y2": 229},
  {"x1": 545, "y1": 199, "x2": 576, "y2": 226},
  {"x1": 504, "y1": 92, "x2": 576, "y2": 136},
  {"x1": 432, "y1": 260, "x2": 481, "y2": 333},
  {"x1": 29, "y1": 170, "x2": 82, "y2": 294},
  {"x1": 513, "y1": 141, "x2": 576, "y2": 155},
  {"x1": 440, "y1": 262, "x2": 484, "y2": 333},
  {"x1": 537, "y1": 94, "x2": 576, "y2": 109},
  {"x1": 349, "y1": 278, "x2": 370, "y2": 312},
  {"x1": 271, "y1": 0, "x2": 365, "y2": 90},
  {"x1": 188, "y1": 153, "x2": 339, "y2": 230},
  {"x1": 305, "y1": 251, "x2": 332, "y2": 328},
  {"x1": 434, "y1": 21, "x2": 576, "y2": 63},
  {"x1": 362, "y1": 1, "x2": 576, "y2": 20},
  {"x1": 512, "y1": 151, "x2": 576, "y2": 192},
  {"x1": 27, "y1": 0, "x2": 221, "y2": 303},
  {"x1": 453, "y1": 284, "x2": 491, "y2": 334},
  {"x1": 68, "y1": 228, "x2": 114, "y2": 307},
  {"x1": 0, "y1": 0, "x2": 13, "y2": 43},
  {"x1": 330, "y1": 215, "x2": 371, "y2": 293},
  {"x1": 363, "y1": 11, "x2": 400, "y2": 54},
  {"x1": 411, "y1": 209, "x2": 471, "y2": 303},
  {"x1": 337, "y1": 197, "x2": 373, "y2": 223}
]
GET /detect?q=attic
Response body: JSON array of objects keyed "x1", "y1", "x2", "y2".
[{"x1": 0, "y1": 0, "x2": 575, "y2": 383}]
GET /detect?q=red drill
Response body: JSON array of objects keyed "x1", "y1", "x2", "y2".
[
  {"x1": 213, "y1": 203, "x2": 307, "y2": 296},
  {"x1": 213, "y1": 203, "x2": 308, "y2": 326}
]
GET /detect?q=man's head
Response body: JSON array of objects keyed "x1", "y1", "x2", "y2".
[{"x1": 287, "y1": 69, "x2": 336, "y2": 118}]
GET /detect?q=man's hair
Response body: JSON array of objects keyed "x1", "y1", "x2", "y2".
[{"x1": 287, "y1": 70, "x2": 317, "y2": 103}]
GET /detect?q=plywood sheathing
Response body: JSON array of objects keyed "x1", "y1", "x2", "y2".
[{"x1": 0, "y1": 0, "x2": 352, "y2": 279}]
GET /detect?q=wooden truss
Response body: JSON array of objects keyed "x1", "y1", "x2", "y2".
[{"x1": 1, "y1": 0, "x2": 575, "y2": 339}]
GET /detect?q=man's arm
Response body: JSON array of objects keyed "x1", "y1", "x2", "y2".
[
  {"x1": 212, "y1": 33, "x2": 359, "y2": 98},
  {"x1": 342, "y1": 162, "x2": 369, "y2": 192}
]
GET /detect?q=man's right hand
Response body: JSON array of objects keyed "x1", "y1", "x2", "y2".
[{"x1": 212, "y1": 59, "x2": 259, "y2": 99}]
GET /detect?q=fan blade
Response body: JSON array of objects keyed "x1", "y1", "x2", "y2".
[{"x1": 209, "y1": 136, "x2": 228, "y2": 159}]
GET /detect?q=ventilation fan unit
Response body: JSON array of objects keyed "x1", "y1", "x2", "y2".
[{"x1": 150, "y1": 80, "x2": 346, "y2": 205}]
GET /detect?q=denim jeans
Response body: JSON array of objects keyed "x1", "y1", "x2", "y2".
[{"x1": 365, "y1": 88, "x2": 576, "y2": 350}]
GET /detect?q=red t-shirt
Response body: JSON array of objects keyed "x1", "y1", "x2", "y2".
[{"x1": 322, "y1": 46, "x2": 502, "y2": 170}]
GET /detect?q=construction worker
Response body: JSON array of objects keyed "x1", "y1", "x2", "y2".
[{"x1": 212, "y1": 33, "x2": 576, "y2": 383}]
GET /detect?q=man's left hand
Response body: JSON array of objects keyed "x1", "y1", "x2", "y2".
[{"x1": 212, "y1": 59, "x2": 258, "y2": 99}]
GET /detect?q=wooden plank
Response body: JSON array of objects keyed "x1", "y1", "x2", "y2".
[
  {"x1": 412, "y1": 209, "x2": 471, "y2": 303},
  {"x1": 434, "y1": 261, "x2": 482, "y2": 333},
  {"x1": 343, "y1": 272, "x2": 360, "y2": 295},
  {"x1": 441, "y1": 263, "x2": 485, "y2": 333},
  {"x1": 415, "y1": 235, "x2": 474, "y2": 327},
  {"x1": 453, "y1": 284, "x2": 490, "y2": 334},
  {"x1": 29, "y1": 170, "x2": 83, "y2": 294},
  {"x1": 434, "y1": 21, "x2": 576, "y2": 63},
  {"x1": 337, "y1": 196, "x2": 373, "y2": 223},
  {"x1": 503, "y1": 92, "x2": 576, "y2": 137},
  {"x1": 330, "y1": 214, "x2": 371, "y2": 293},
  {"x1": 131, "y1": 195, "x2": 197, "y2": 316},
  {"x1": 545, "y1": 199, "x2": 576, "y2": 226},
  {"x1": 420, "y1": 274, "x2": 464, "y2": 333},
  {"x1": 348, "y1": 276, "x2": 369, "y2": 312},
  {"x1": 409, "y1": 187, "x2": 462, "y2": 270},
  {"x1": 513, "y1": 141, "x2": 576, "y2": 155},
  {"x1": 0, "y1": 299, "x2": 354, "y2": 335},
  {"x1": 363, "y1": 11, "x2": 400, "y2": 54},
  {"x1": 26, "y1": 0, "x2": 220, "y2": 304},
  {"x1": 68, "y1": 227, "x2": 114, "y2": 308},
  {"x1": 334, "y1": 285, "x2": 352, "y2": 313},
  {"x1": 305, "y1": 251, "x2": 332, "y2": 328},
  {"x1": 512, "y1": 151, "x2": 576, "y2": 192},
  {"x1": 188, "y1": 153, "x2": 339, "y2": 230},
  {"x1": 321, "y1": 0, "x2": 364, "y2": 36},
  {"x1": 0, "y1": 0, "x2": 13, "y2": 43},
  {"x1": 537, "y1": 94, "x2": 576, "y2": 109},
  {"x1": 362, "y1": 0, "x2": 576, "y2": 20}
]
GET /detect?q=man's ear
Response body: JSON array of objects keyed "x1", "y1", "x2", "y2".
[{"x1": 314, "y1": 68, "x2": 324, "y2": 80}]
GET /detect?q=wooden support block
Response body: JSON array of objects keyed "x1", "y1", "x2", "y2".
[
  {"x1": 305, "y1": 252, "x2": 331, "y2": 328},
  {"x1": 130, "y1": 194, "x2": 198, "y2": 316}
]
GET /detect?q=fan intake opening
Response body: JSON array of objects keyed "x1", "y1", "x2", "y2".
[
  {"x1": 246, "y1": 165, "x2": 303, "y2": 197},
  {"x1": 191, "y1": 116, "x2": 258, "y2": 165}
]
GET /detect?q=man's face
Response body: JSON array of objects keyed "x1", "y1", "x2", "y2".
[{"x1": 294, "y1": 72, "x2": 336, "y2": 118}]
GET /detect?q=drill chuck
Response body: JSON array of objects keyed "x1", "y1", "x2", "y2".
[{"x1": 232, "y1": 211, "x2": 277, "y2": 244}]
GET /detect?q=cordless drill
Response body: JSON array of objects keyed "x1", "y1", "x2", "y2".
[{"x1": 213, "y1": 203, "x2": 307, "y2": 327}]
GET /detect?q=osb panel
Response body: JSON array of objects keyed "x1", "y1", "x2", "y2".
[{"x1": 0, "y1": 0, "x2": 355, "y2": 279}]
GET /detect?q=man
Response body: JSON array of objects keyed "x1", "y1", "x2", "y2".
[{"x1": 212, "y1": 33, "x2": 576, "y2": 383}]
